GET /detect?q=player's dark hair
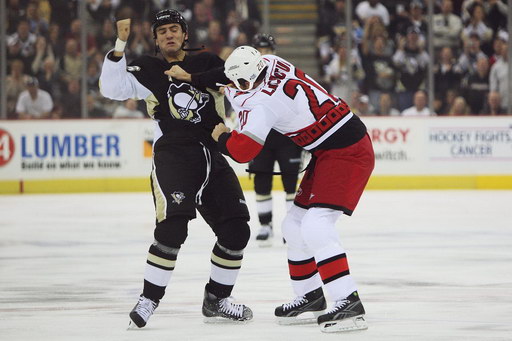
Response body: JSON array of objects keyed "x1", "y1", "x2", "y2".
[
  {"x1": 252, "y1": 33, "x2": 276, "y2": 52},
  {"x1": 151, "y1": 9, "x2": 204, "y2": 54}
]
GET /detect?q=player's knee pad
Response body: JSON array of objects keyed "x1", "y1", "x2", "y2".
[
  {"x1": 154, "y1": 215, "x2": 189, "y2": 248},
  {"x1": 300, "y1": 208, "x2": 342, "y2": 252},
  {"x1": 281, "y1": 204, "x2": 307, "y2": 247},
  {"x1": 254, "y1": 173, "x2": 273, "y2": 194},
  {"x1": 216, "y1": 218, "x2": 251, "y2": 251}
]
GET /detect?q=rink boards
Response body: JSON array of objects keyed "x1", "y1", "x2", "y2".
[{"x1": 1, "y1": 117, "x2": 512, "y2": 193}]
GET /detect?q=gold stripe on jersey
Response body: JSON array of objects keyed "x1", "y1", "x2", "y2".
[
  {"x1": 145, "y1": 94, "x2": 159, "y2": 119},
  {"x1": 147, "y1": 253, "x2": 176, "y2": 269},
  {"x1": 208, "y1": 88, "x2": 226, "y2": 120},
  {"x1": 151, "y1": 163, "x2": 167, "y2": 223},
  {"x1": 256, "y1": 193, "x2": 272, "y2": 201},
  {"x1": 211, "y1": 253, "x2": 242, "y2": 268}
]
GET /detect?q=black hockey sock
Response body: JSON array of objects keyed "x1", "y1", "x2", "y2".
[{"x1": 206, "y1": 243, "x2": 243, "y2": 298}]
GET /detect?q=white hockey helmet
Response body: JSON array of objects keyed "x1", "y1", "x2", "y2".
[{"x1": 224, "y1": 46, "x2": 267, "y2": 91}]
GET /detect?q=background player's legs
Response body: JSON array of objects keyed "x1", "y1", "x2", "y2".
[
  {"x1": 276, "y1": 142, "x2": 303, "y2": 212},
  {"x1": 250, "y1": 147, "x2": 275, "y2": 244}
]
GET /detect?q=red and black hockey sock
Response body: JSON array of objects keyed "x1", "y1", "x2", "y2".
[
  {"x1": 288, "y1": 257, "x2": 318, "y2": 281},
  {"x1": 316, "y1": 253, "x2": 350, "y2": 284}
]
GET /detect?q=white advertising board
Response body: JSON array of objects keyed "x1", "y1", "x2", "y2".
[{"x1": 1, "y1": 117, "x2": 511, "y2": 193}]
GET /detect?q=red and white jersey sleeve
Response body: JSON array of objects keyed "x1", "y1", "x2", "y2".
[{"x1": 224, "y1": 55, "x2": 356, "y2": 153}]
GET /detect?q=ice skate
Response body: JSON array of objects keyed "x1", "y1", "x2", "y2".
[
  {"x1": 256, "y1": 224, "x2": 273, "y2": 247},
  {"x1": 128, "y1": 295, "x2": 159, "y2": 329},
  {"x1": 317, "y1": 291, "x2": 368, "y2": 333},
  {"x1": 202, "y1": 289, "x2": 253, "y2": 323},
  {"x1": 275, "y1": 287, "x2": 326, "y2": 325}
]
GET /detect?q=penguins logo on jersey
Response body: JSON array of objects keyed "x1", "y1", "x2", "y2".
[{"x1": 167, "y1": 83, "x2": 209, "y2": 123}]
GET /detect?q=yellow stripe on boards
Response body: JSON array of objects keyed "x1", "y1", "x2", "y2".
[{"x1": 1, "y1": 175, "x2": 512, "y2": 194}]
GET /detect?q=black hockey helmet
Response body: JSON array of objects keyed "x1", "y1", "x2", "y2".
[
  {"x1": 252, "y1": 33, "x2": 276, "y2": 52},
  {"x1": 151, "y1": 9, "x2": 188, "y2": 39}
]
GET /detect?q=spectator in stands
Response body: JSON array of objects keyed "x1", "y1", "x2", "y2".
[
  {"x1": 388, "y1": 3, "x2": 411, "y2": 42},
  {"x1": 60, "y1": 39, "x2": 82, "y2": 84},
  {"x1": 361, "y1": 16, "x2": 394, "y2": 56},
  {"x1": 355, "y1": 0, "x2": 390, "y2": 26},
  {"x1": 127, "y1": 20, "x2": 153, "y2": 58},
  {"x1": 48, "y1": 23, "x2": 64, "y2": 60},
  {"x1": 86, "y1": 60, "x2": 101, "y2": 93},
  {"x1": 60, "y1": 79, "x2": 82, "y2": 118},
  {"x1": 401, "y1": 90, "x2": 436, "y2": 116},
  {"x1": 378, "y1": 92, "x2": 400, "y2": 116},
  {"x1": 188, "y1": 1, "x2": 212, "y2": 47},
  {"x1": 96, "y1": 18, "x2": 118, "y2": 56},
  {"x1": 489, "y1": 35, "x2": 504, "y2": 68},
  {"x1": 461, "y1": 3, "x2": 492, "y2": 47},
  {"x1": 86, "y1": 94, "x2": 109, "y2": 119},
  {"x1": 15, "y1": 77, "x2": 54, "y2": 119},
  {"x1": 6, "y1": 0, "x2": 26, "y2": 35},
  {"x1": 318, "y1": 0, "x2": 347, "y2": 39},
  {"x1": 6, "y1": 59, "x2": 29, "y2": 118},
  {"x1": 447, "y1": 96, "x2": 471, "y2": 115},
  {"x1": 31, "y1": 36, "x2": 55, "y2": 75},
  {"x1": 489, "y1": 31, "x2": 509, "y2": 112},
  {"x1": 392, "y1": 26, "x2": 430, "y2": 111},
  {"x1": 408, "y1": 0, "x2": 428, "y2": 45},
  {"x1": 113, "y1": 99, "x2": 145, "y2": 119},
  {"x1": 66, "y1": 19, "x2": 97, "y2": 57},
  {"x1": 432, "y1": 0, "x2": 463, "y2": 53},
  {"x1": 37, "y1": 57, "x2": 63, "y2": 106},
  {"x1": 26, "y1": 0, "x2": 49, "y2": 35},
  {"x1": 324, "y1": 36, "x2": 365, "y2": 101},
  {"x1": 362, "y1": 34, "x2": 396, "y2": 110},
  {"x1": 7, "y1": 19, "x2": 37, "y2": 72},
  {"x1": 482, "y1": 91, "x2": 506, "y2": 115},
  {"x1": 462, "y1": 56, "x2": 489, "y2": 115},
  {"x1": 485, "y1": 0, "x2": 508, "y2": 34},
  {"x1": 206, "y1": 20, "x2": 226, "y2": 56},
  {"x1": 456, "y1": 33, "x2": 487, "y2": 75},
  {"x1": 434, "y1": 46, "x2": 462, "y2": 109},
  {"x1": 354, "y1": 94, "x2": 376, "y2": 116}
]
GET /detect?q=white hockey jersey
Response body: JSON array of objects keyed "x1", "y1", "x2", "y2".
[{"x1": 224, "y1": 55, "x2": 366, "y2": 151}]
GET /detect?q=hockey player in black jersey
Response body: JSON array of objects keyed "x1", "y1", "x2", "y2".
[{"x1": 99, "y1": 9, "x2": 252, "y2": 328}]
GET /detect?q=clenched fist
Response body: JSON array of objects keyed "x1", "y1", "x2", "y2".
[
  {"x1": 212, "y1": 123, "x2": 231, "y2": 142},
  {"x1": 116, "y1": 19, "x2": 131, "y2": 41}
]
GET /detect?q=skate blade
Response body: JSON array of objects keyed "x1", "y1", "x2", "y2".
[
  {"x1": 203, "y1": 316, "x2": 253, "y2": 324},
  {"x1": 319, "y1": 315, "x2": 368, "y2": 333},
  {"x1": 276, "y1": 311, "x2": 325, "y2": 325},
  {"x1": 127, "y1": 320, "x2": 141, "y2": 330}
]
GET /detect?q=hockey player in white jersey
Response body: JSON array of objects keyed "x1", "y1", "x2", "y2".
[{"x1": 210, "y1": 46, "x2": 375, "y2": 333}]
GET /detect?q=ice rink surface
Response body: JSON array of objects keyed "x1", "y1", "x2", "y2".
[{"x1": 1, "y1": 190, "x2": 511, "y2": 341}]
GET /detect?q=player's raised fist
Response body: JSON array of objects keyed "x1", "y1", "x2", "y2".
[{"x1": 116, "y1": 19, "x2": 131, "y2": 42}]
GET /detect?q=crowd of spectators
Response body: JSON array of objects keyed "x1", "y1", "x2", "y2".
[
  {"x1": 4, "y1": 0, "x2": 261, "y2": 119},
  {"x1": 4, "y1": 0, "x2": 510, "y2": 119},
  {"x1": 317, "y1": 0, "x2": 509, "y2": 116}
]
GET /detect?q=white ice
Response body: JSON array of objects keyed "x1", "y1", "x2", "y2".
[{"x1": 1, "y1": 190, "x2": 511, "y2": 341}]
